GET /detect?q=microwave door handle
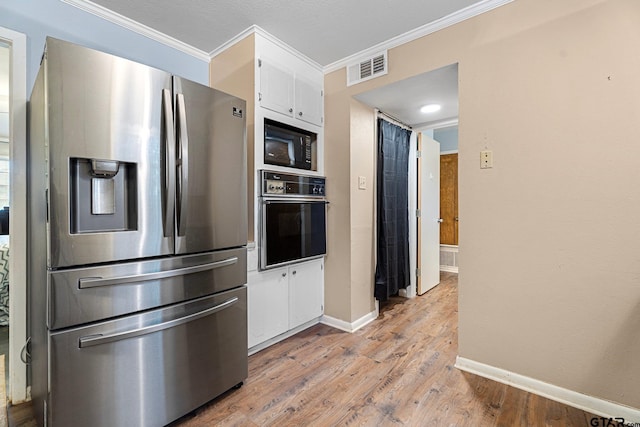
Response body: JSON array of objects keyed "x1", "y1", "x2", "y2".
[
  {"x1": 265, "y1": 136, "x2": 293, "y2": 144},
  {"x1": 176, "y1": 93, "x2": 189, "y2": 237},
  {"x1": 162, "y1": 89, "x2": 176, "y2": 238}
]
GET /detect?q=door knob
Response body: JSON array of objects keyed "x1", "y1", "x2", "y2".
[
  {"x1": 437, "y1": 218, "x2": 444, "y2": 223},
  {"x1": 455, "y1": 217, "x2": 459, "y2": 221}
]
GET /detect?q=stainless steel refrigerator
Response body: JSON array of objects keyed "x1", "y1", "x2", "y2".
[{"x1": 28, "y1": 37, "x2": 248, "y2": 427}]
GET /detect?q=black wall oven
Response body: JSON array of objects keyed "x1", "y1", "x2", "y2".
[{"x1": 260, "y1": 170, "x2": 327, "y2": 270}]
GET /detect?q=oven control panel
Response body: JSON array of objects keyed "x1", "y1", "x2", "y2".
[
  {"x1": 261, "y1": 170, "x2": 326, "y2": 197},
  {"x1": 265, "y1": 180, "x2": 285, "y2": 195}
]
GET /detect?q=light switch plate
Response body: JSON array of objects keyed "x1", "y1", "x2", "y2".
[
  {"x1": 480, "y1": 150, "x2": 493, "y2": 169},
  {"x1": 358, "y1": 176, "x2": 366, "y2": 189}
]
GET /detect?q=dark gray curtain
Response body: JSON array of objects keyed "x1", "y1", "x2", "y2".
[{"x1": 375, "y1": 118, "x2": 411, "y2": 301}]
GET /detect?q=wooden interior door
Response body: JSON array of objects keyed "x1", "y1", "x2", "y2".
[{"x1": 440, "y1": 153, "x2": 458, "y2": 245}]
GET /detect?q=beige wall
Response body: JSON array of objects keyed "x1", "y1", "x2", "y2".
[
  {"x1": 324, "y1": 0, "x2": 640, "y2": 409},
  {"x1": 209, "y1": 34, "x2": 256, "y2": 241},
  {"x1": 324, "y1": 72, "x2": 353, "y2": 320},
  {"x1": 349, "y1": 99, "x2": 377, "y2": 320}
]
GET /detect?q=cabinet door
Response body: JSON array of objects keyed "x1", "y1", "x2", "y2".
[
  {"x1": 259, "y1": 60, "x2": 294, "y2": 117},
  {"x1": 294, "y1": 77, "x2": 323, "y2": 126},
  {"x1": 289, "y1": 259, "x2": 324, "y2": 329},
  {"x1": 248, "y1": 268, "x2": 289, "y2": 348}
]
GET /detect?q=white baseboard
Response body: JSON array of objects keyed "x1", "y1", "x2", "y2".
[
  {"x1": 248, "y1": 317, "x2": 321, "y2": 356},
  {"x1": 440, "y1": 265, "x2": 459, "y2": 273},
  {"x1": 249, "y1": 302, "x2": 380, "y2": 355},
  {"x1": 321, "y1": 302, "x2": 379, "y2": 333},
  {"x1": 455, "y1": 356, "x2": 640, "y2": 423},
  {"x1": 439, "y1": 245, "x2": 459, "y2": 273}
]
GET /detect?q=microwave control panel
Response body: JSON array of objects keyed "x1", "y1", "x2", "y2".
[{"x1": 261, "y1": 170, "x2": 325, "y2": 197}]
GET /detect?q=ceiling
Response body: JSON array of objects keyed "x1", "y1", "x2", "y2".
[
  {"x1": 79, "y1": 0, "x2": 477, "y2": 127},
  {"x1": 354, "y1": 63, "x2": 459, "y2": 128},
  {"x1": 86, "y1": 0, "x2": 481, "y2": 67}
]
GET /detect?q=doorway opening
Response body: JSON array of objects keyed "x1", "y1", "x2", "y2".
[
  {"x1": 434, "y1": 125, "x2": 459, "y2": 274},
  {"x1": 0, "y1": 39, "x2": 11, "y2": 397},
  {"x1": 0, "y1": 25, "x2": 28, "y2": 405},
  {"x1": 354, "y1": 63, "x2": 459, "y2": 300}
]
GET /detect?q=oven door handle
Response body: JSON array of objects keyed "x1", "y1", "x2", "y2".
[
  {"x1": 78, "y1": 297, "x2": 239, "y2": 348},
  {"x1": 77, "y1": 257, "x2": 239, "y2": 289},
  {"x1": 263, "y1": 200, "x2": 329, "y2": 204}
]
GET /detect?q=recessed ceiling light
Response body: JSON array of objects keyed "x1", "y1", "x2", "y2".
[{"x1": 420, "y1": 104, "x2": 441, "y2": 113}]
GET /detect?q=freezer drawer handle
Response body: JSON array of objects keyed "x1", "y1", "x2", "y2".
[
  {"x1": 78, "y1": 296, "x2": 239, "y2": 348},
  {"x1": 78, "y1": 257, "x2": 239, "y2": 289}
]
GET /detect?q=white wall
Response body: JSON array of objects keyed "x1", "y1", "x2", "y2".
[
  {"x1": 0, "y1": 0, "x2": 209, "y2": 92},
  {"x1": 433, "y1": 125, "x2": 458, "y2": 152}
]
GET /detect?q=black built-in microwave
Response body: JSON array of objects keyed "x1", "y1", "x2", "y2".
[{"x1": 264, "y1": 118, "x2": 316, "y2": 171}]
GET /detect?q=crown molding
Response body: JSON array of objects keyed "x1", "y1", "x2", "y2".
[
  {"x1": 208, "y1": 25, "x2": 257, "y2": 60},
  {"x1": 60, "y1": 0, "x2": 211, "y2": 62},
  {"x1": 210, "y1": 25, "x2": 323, "y2": 72},
  {"x1": 414, "y1": 117, "x2": 459, "y2": 131},
  {"x1": 323, "y1": 0, "x2": 514, "y2": 74},
  {"x1": 253, "y1": 26, "x2": 323, "y2": 72},
  {"x1": 61, "y1": 0, "x2": 511, "y2": 72}
]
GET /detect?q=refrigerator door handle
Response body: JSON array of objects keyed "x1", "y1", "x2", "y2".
[
  {"x1": 77, "y1": 256, "x2": 239, "y2": 289},
  {"x1": 176, "y1": 93, "x2": 189, "y2": 237},
  {"x1": 78, "y1": 296, "x2": 239, "y2": 348},
  {"x1": 162, "y1": 88, "x2": 176, "y2": 238}
]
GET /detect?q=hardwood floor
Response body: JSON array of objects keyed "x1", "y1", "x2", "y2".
[
  {"x1": 10, "y1": 272, "x2": 596, "y2": 426},
  {"x1": 170, "y1": 272, "x2": 595, "y2": 427}
]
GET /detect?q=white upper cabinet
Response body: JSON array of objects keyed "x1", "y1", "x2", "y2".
[
  {"x1": 259, "y1": 58, "x2": 323, "y2": 127},
  {"x1": 295, "y1": 77, "x2": 323, "y2": 126},
  {"x1": 259, "y1": 60, "x2": 294, "y2": 117}
]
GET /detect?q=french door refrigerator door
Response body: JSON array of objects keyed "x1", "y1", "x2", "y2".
[
  {"x1": 173, "y1": 77, "x2": 247, "y2": 254},
  {"x1": 43, "y1": 37, "x2": 175, "y2": 268},
  {"x1": 48, "y1": 287, "x2": 248, "y2": 427}
]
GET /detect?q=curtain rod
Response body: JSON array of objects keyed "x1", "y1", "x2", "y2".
[{"x1": 376, "y1": 109, "x2": 412, "y2": 131}]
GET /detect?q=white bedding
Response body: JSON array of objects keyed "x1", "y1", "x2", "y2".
[{"x1": 0, "y1": 239, "x2": 9, "y2": 325}]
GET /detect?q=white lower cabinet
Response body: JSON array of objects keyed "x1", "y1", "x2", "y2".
[
  {"x1": 248, "y1": 258, "x2": 324, "y2": 349},
  {"x1": 247, "y1": 267, "x2": 289, "y2": 348},
  {"x1": 289, "y1": 260, "x2": 324, "y2": 328}
]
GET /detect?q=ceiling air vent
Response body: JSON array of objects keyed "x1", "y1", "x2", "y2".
[{"x1": 347, "y1": 51, "x2": 388, "y2": 87}]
